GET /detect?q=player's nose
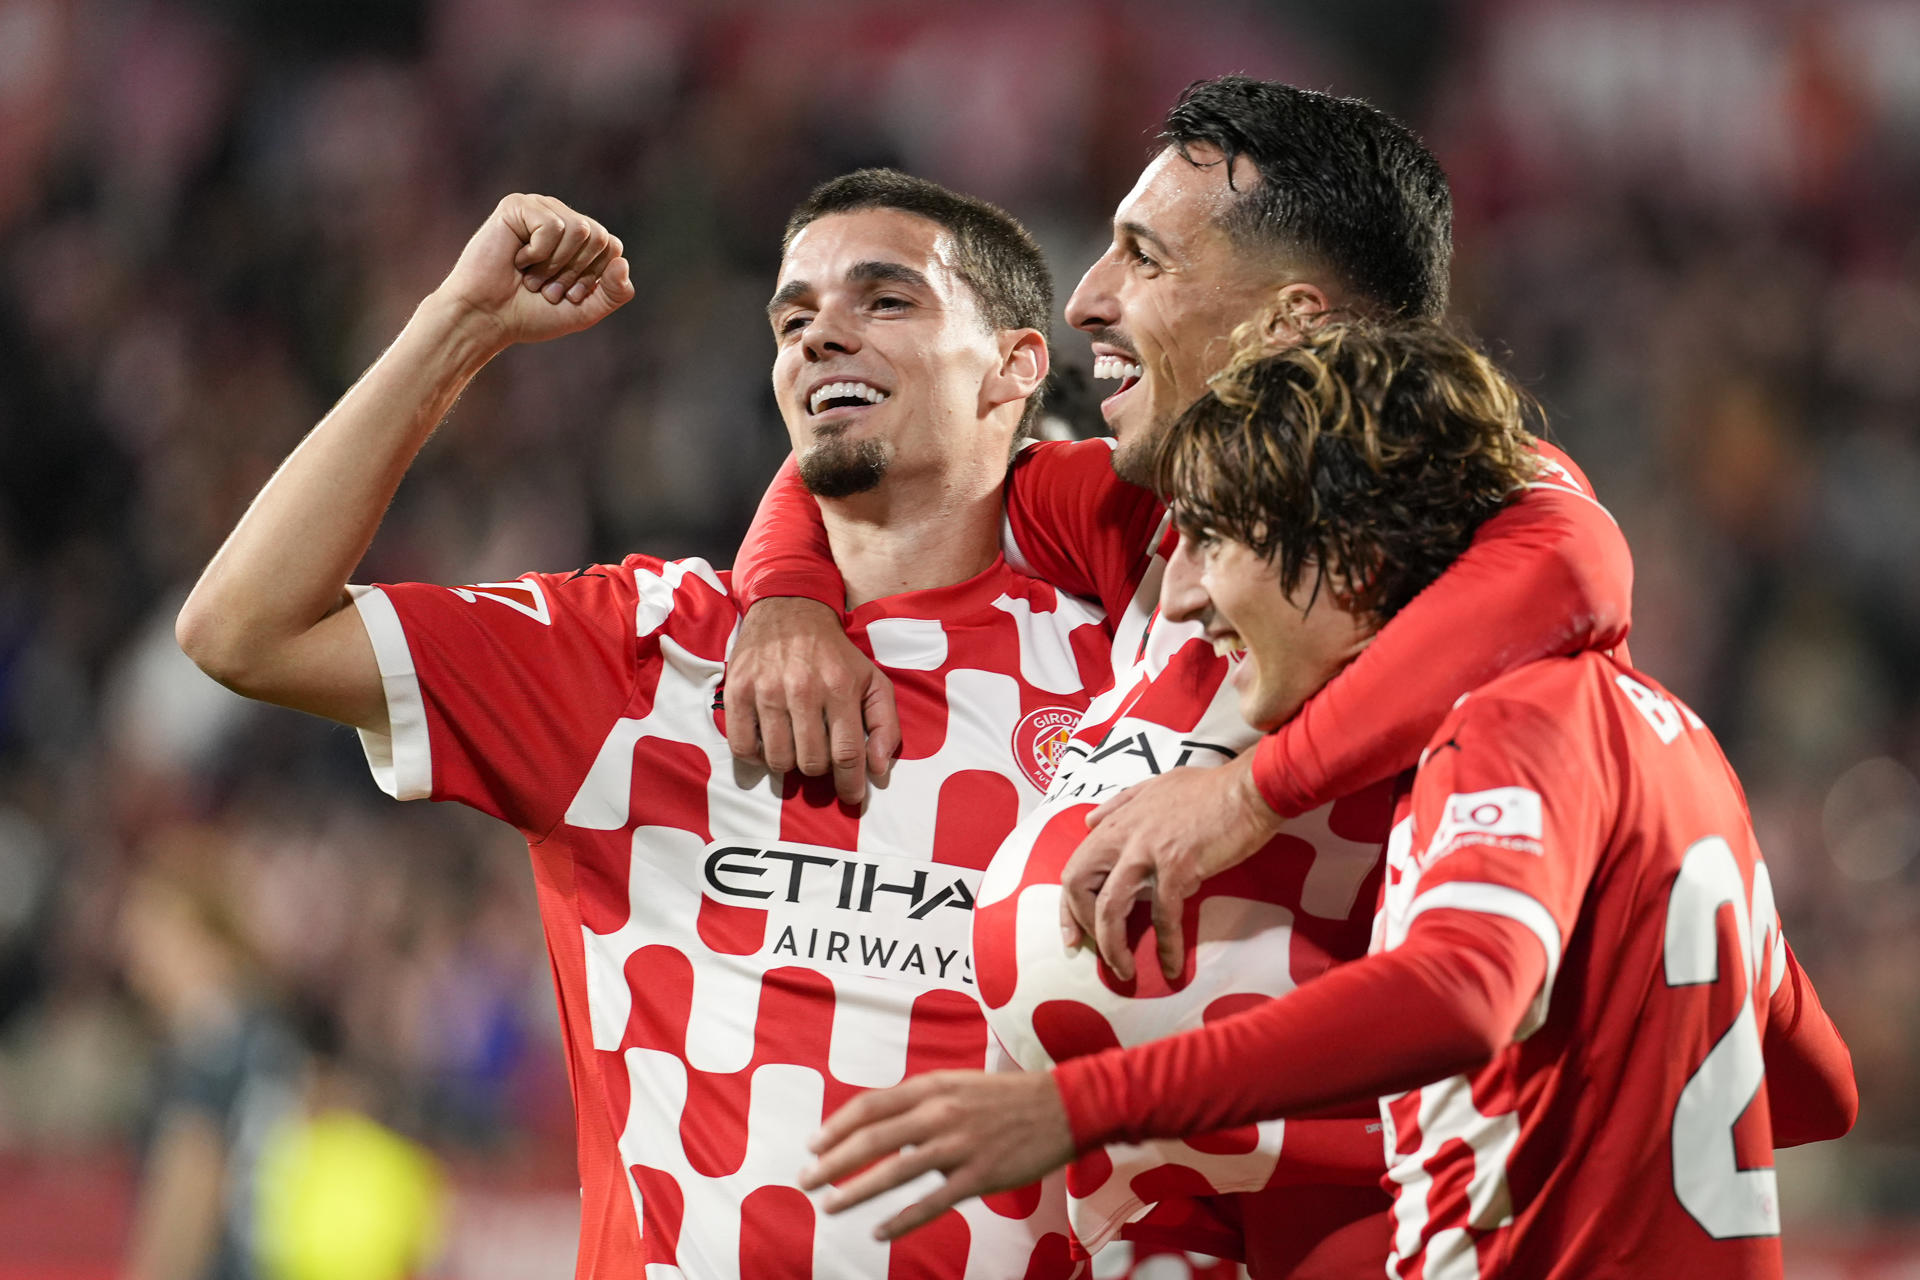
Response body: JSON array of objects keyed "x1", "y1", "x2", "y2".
[
  {"x1": 803, "y1": 306, "x2": 861, "y2": 361},
  {"x1": 1065, "y1": 255, "x2": 1119, "y2": 334},
  {"x1": 1161, "y1": 535, "x2": 1209, "y2": 624}
]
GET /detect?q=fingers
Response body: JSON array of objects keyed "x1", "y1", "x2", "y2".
[
  {"x1": 1059, "y1": 863, "x2": 1098, "y2": 949},
  {"x1": 1084, "y1": 783, "x2": 1139, "y2": 829},
  {"x1": 789, "y1": 698, "x2": 832, "y2": 781},
  {"x1": 802, "y1": 1080, "x2": 929, "y2": 1189},
  {"x1": 1058, "y1": 835, "x2": 1113, "y2": 949},
  {"x1": 723, "y1": 681, "x2": 761, "y2": 763},
  {"x1": 873, "y1": 1181, "x2": 966, "y2": 1241},
  {"x1": 1152, "y1": 878, "x2": 1187, "y2": 982},
  {"x1": 1093, "y1": 858, "x2": 1150, "y2": 980},
  {"x1": 863, "y1": 676, "x2": 900, "y2": 783},
  {"x1": 511, "y1": 195, "x2": 619, "y2": 305},
  {"x1": 758, "y1": 693, "x2": 798, "y2": 775},
  {"x1": 825, "y1": 685, "x2": 868, "y2": 806}
]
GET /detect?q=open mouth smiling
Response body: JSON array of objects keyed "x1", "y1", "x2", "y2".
[
  {"x1": 1091, "y1": 347, "x2": 1143, "y2": 409},
  {"x1": 806, "y1": 377, "x2": 892, "y2": 418}
]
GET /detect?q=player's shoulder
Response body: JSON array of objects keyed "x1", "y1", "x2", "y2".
[
  {"x1": 518, "y1": 554, "x2": 738, "y2": 640},
  {"x1": 1430, "y1": 653, "x2": 1622, "y2": 758},
  {"x1": 1523, "y1": 439, "x2": 1603, "y2": 503},
  {"x1": 1007, "y1": 436, "x2": 1122, "y2": 489}
]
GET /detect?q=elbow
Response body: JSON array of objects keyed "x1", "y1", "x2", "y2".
[{"x1": 175, "y1": 593, "x2": 260, "y2": 694}]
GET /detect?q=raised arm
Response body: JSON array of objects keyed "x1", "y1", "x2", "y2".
[{"x1": 175, "y1": 196, "x2": 632, "y2": 731}]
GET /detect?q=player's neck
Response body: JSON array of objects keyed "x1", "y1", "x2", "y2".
[{"x1": 820, "y1": 470, "x2": 1005, "y2": 609}]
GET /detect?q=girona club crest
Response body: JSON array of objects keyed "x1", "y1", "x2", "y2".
[{"x1": 1012, "y1": 706, "x2": 1080, "y2": 790}]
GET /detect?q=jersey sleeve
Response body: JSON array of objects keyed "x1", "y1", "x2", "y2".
[
  {"x1": 1379, "y1": 689, "x2": 1616, "y2": 1040},
  {"x1": 1249, "y1": 442, "x2": 1634, "y2": 818},
  {"x1": 1052, "y1": 909, "x2": 1547, "y2": 1150},
  {"x1": 1762, "y1": 940, "x2": 1859, "y2": 1146},
  {"x1": 1000, "y1": 439, "x2": 1169, "y2": 620},
  {"x1": 350, "y1": 566, "x2": 648, "y2": 836},
  {"x1": 731, "y1": 454, "x2": 845, "y2": 614}
]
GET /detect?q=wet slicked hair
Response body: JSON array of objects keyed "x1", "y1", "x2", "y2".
[
  {"x1": 1161, "y1": 75, "x2": 1453, "y2": 321},
  {"x1": 784, "y1": 169, "x2": 1053, "y2": 434},
  {"x1": 1152, "y1": 317, "x2": 1538, "y2": 624}
]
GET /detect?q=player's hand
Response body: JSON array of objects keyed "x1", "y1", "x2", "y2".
[
  {"x1": 433, "y1": 194, "x2": 635, "y2": 350},
  {"x1": 724, "y1": 597, "x2": 900, "y2": 803},
  {"x1": 1060, "y1": 751, "x2": 1283, "y2": 981},
  {"x1": 800, "y1": 1070, "x2": 1074, "y2": 1239}
]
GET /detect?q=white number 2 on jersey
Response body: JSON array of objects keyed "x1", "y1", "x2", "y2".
[{"x1": 1663, "y1": 835, "x2": 1785, "y2": 1239}]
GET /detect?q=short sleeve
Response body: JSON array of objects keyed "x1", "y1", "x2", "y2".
[
  {"x1": 351, "y1": 565, "x2": 657, "y2": 836},
  {"x1": 1382, "y1": 690, "x2": 1616, "y2": 1039}
]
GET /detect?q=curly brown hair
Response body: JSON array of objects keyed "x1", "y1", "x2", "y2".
[{"x1": 1149, "y1": 316, "x2": 1540, "y2": 624}]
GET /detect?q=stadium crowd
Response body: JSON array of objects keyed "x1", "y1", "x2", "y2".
[{"x1": 0, "y1": 0, "x2": 1914, "y2": 1271}]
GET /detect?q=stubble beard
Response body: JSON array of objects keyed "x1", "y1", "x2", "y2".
[{"x1": 799, "y1": 430, "x2": 891, "y2": 499}]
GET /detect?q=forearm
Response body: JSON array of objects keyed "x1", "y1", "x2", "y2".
[
  {"x1": 1055, "y1": 911, "x2": 1541, "y2": 1149},
  {"x1": 177, "y1": 294, "x2": 500, "y2": 686}
]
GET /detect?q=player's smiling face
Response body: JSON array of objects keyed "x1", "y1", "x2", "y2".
[
  {"x1": 1160, "y1": 521, "x2": 1375, "y2": 731},
  {"x1": 769, "y1": 209, "x2": 1013, "y2": 498},
  {"x1": 1065, "y1": 145, "x2": 1292, "y2": 484}
]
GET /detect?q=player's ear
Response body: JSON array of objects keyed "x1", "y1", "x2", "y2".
[
  {"x1": 985, "y1": 328, "x2": 1049, "y2": 413},
  {"x1": 1268, "y1": 282, "x2": 1332, "y2": 333}
]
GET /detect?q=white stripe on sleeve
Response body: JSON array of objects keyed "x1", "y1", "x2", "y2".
[
  {"x1": 348, "y1": 585, "x2": 432, "y2": 801},
  {"x1": 1402, "y1": 880, "x2": 1563, "y2": 1041}
]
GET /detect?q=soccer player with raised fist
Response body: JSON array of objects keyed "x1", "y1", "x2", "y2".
[{"x1": 180, "y1": 175, "x2": 1130, "y2": 1278}]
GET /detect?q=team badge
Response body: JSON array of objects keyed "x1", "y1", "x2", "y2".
[{"x1": 1012, "y1": 706, "x2": 1079, "y2": 790}]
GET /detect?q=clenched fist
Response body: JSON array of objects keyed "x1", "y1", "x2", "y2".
[{"x1": 434, "y1": 194, "x2": 635, "y2": 350}]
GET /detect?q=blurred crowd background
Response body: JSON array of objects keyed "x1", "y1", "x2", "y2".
[{"x1": 0, "y1": 0, "x2": 1916, "y2": 1275}]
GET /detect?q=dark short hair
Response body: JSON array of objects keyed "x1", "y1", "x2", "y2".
[
  {"x1": 1161, "y1": 76, "x2": 1453, "y2": 321},
  {"x1": 1151, "y1": 317, "x2": 1537, "y2": 624},
  {"x1": 784, "y1": 169, "x2": 1053, "y2": 434}
]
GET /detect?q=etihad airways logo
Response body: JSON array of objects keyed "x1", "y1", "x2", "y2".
[{"x1": 701, "y1": 841, "x2": 979, "y2": 992}]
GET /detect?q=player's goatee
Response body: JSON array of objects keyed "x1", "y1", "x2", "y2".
[{"x1": 800, "y1": 435, "x2": 890, "y2": 498}]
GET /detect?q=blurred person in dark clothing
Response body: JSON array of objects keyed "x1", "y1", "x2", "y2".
[{"x1": 118, "y1": 834, "x2": 304, "y2": 1280}]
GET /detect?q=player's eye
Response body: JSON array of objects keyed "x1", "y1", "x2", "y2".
[
  {"x1": 778, "y1": 313, "x2": 811, "y2": 336},
  {"x1": 872, "y1": 294, "x2": 911, "y2": 313}
]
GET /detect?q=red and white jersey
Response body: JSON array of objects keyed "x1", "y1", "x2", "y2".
[
  {"x1": 975, "y1": 448, "x2": 1390, "y2": 1253},
  {"x1": 1376, "y1": 653, "x2": 1790, "y2": 1278},
  {"x1": 349, "y1": 554, "x2": 1114, "y2": 1280},
  {"x1": 732, "y1": 435, "x2": 1636, "y2": 1266}
]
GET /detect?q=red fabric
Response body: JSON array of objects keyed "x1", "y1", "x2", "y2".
[
  {"x1": 731, "y1": 439, "x2": 1167, "y2": 622},
  {"x1": 733, "y1": 454, "x2": 847, "y2": 615},
  {"x1": 1248, "y1": 442, "x2": 1634, "y2": 819},
  {"x1": 1765, "y1": 941, "x2": 1859, "y2": 1147},
  {"x1": 359, "y1": 556, "x2": 1114, "y2": 1279},
  {"x1": 1054, "y1": 653, "x2": 1856, "y2": 1279},
  {"x1": 1052, "y1": 910, "x2": 1544, "y2": 1149}
]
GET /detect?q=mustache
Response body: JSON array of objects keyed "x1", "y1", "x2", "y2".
[{"x1": 1088, "y1": 326, "x2": 1139, "y2": 360}]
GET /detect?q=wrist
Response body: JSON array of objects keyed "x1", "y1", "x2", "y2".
[
  {"x1": 411, "y1": 291, "x2": 511, "y2": 375},
  {"x1": 1233, "y1": 750, "x2": 1285, "y2": 837}
]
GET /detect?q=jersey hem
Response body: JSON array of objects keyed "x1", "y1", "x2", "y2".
[{"x1": 349, "y1": 584, "x2": 433, "y2": 801}]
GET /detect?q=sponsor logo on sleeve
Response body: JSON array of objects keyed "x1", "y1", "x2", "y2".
[
  {"x1": 1420, "y1": 786, "x2": 1545, "y2": 868},
  {"x1": 701, "y1": 840, "x2": 980, "y2": 992},
  {"x1": 1011, "y1": 706, "x2": 1081, "y2": 791}
]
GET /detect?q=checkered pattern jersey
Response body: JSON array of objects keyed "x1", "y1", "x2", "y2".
[{"x1": 349, "y1": 555, "x2": 1115, "y2": 1279}]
